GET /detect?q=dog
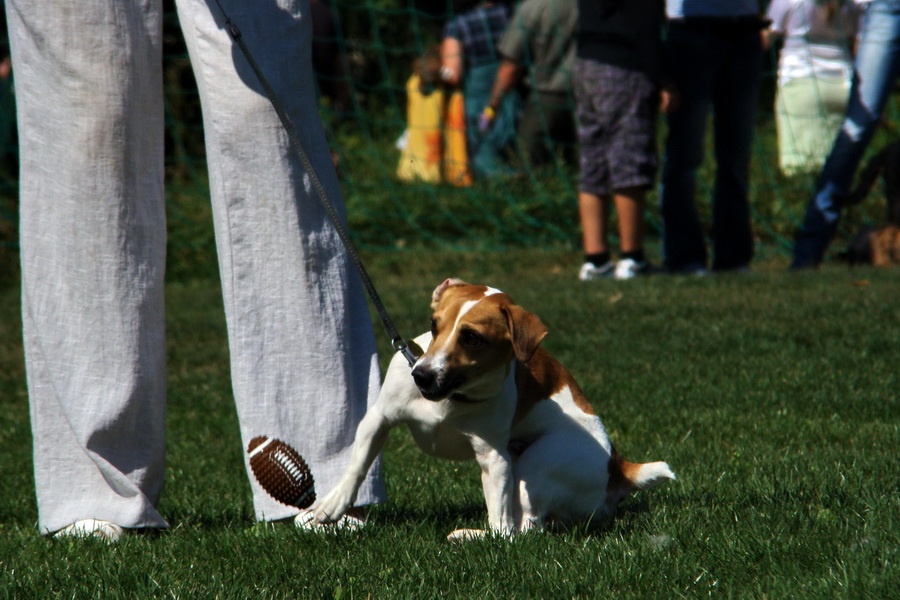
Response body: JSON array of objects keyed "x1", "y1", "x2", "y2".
[
  {"x1": 840, "y1": 141, "x2": 900, "y2": 266},
  {"x1": 840, "y1": 224, "x2": 900, "y2": 266},
  {"x1": 315, "y1": 279, "x2": 675, "y2": 541}
]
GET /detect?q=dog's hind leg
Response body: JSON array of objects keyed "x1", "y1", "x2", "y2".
[{"x1": 514, "y1": 430, "x2": 612, "y2": 529}]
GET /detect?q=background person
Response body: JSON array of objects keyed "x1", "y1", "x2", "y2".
[
  {"x1": 482, "y1": 0, "x2": 578, "y2": 168},
  {"x1": 310, "y1": 0, "x2": 352, "y2": 122},
  {"x1": 441, "y1": 0, "x2": 520, "y2": 179},
  {"x1": 659, "y1": 0, "x2": 767, "y2": 275},
  {"x1": 0, "y1": 4, "x2": 13, "y2": 169},
  {"x1": 575, "y1": 0, "x2": 666, "y2": 281},
  {"x1": 792, "y1": 0, "x2": 900, "y2": 268},
  {"x1": 6, "y1": 0, "x2": 386, "y2": 540},
  {"x1": 766, "y1": 0, "x2": 861, "y2": 175}
]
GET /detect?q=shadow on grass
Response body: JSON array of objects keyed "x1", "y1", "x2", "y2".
[{"x1": 367, "y1": 493, "x2": 661, "y2": 540}]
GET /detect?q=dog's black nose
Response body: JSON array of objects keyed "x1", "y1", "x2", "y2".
[{"x1": 411, "y1": 365, "x2": 436, "y2": 392}]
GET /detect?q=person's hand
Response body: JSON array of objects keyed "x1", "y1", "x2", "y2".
[
  {"x1": 478, "y1": 106, "x2": 496, "y2": 133},
  {"x1": 660, "y1": 85, "x2": 678, "y2": 115}
]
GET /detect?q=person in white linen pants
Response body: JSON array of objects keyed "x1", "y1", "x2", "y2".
[{"x1": 6, "y1": 0, "x2": 386, "y2": 538}]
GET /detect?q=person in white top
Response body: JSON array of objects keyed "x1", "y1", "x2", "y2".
[{"x1": 766, "y1": 0, "x2": 861, "y2": 174}]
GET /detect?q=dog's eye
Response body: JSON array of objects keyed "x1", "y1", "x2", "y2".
[{"x1": 459, "y1": 328, "x2": 485, "y2": 348}]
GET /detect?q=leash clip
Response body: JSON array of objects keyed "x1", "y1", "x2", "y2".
[{"x1": 392, "y1": 338, "x2": 418, "y2": 368}]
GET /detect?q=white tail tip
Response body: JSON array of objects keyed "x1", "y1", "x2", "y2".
[{"x1": 632, "y1": 461, "x2": 676, "y2": 490}]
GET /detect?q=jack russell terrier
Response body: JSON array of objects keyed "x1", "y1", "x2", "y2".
[{"x1": 315, "y1": 279, "x2": 675, "y2": 540}]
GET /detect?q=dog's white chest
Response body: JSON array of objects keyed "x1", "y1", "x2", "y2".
[
  {"x1": 406, "y1": 417, "x2": 475, "y2": 460},
  {"x1": 402, "y1": 384, "x2": 515, "y2": 461}
]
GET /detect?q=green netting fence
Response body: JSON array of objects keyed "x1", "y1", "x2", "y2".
[{"x1": 0, "y1": 0, "x2": 897, "y2": 282}]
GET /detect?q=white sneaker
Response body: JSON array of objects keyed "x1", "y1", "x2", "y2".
[
  {"x1": 294, "y1": 509, "x2": 365, "y2": 533},
  {"x1": 53, "y1": 519, "x2": 123, "y2": 543},
  {"x1": 578, "y1": 261, "x2": 615, "y2": 281},
  {"x1": 614, "y1": 258, "x2": 652, "y2": 280}
]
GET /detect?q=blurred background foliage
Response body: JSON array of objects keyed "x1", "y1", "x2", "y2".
[{"x1": 0, "y1": 0, "x2": 897, "y2": 284}]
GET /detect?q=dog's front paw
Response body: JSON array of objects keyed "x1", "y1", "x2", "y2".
[
  {"x1": 446, "y1": 528, "x2": 488, "y2": 543},
  {"x1": 314, "y1": 485, "x2": 354, "y2": 524}
]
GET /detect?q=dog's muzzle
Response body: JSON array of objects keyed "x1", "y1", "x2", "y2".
[{"x1": 411, "y1": 364, "x2": 463, "y2": 401}]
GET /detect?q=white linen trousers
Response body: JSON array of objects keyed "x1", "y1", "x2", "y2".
[{"x1": 6, "y1": 0, "x2": 386, "y2": 533}]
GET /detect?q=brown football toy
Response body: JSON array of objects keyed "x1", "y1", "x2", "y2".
[{"x1": 247, "y1": 436, "x2": 316, "y2": 509}]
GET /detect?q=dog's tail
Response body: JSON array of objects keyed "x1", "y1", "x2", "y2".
[
  {"x1": 606, "y1": 452, "x2": 676, "y2": 514},
  {"x1": 610, "y1": 449, "x2": 676, "y2": 492},
  {"x1": 626, "y1": 460, "x2": 677, "y2": 491}
]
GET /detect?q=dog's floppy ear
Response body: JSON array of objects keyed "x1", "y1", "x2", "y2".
[
  {"x1": 431, "y1": 278, "x2": 467, "y2": 308},
  {"x1": 503, "y1": 304, "x2": 548, "y2": 363}
]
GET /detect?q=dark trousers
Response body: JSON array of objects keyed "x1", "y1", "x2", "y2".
[{"x1": 660, "y1": 19, "x2": 763, "y2": 271}]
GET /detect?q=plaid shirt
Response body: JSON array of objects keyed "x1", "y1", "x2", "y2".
[{"x1": 443, "y1": 3, "x2": 511, "y2": 68}]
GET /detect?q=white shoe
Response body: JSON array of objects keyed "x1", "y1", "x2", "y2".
[
  {"x1": 614, "y1": 258, "x2": 652, "y2": 280},
  {"x1": 294, "y1": 509, "x2": 365, "y2": 533},
  {"x1": 578, "y1": 261, "x2": 615, "y2": 281},
  {"x1": 53, "y1": 519, "x2": 123, "y2": 543}
]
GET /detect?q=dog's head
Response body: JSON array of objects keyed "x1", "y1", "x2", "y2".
[{"x1": 411, "y1": 279, "x2": 547, "y2": 401}]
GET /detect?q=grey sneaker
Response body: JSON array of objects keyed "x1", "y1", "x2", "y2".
[
  {"x1": 53, "y1": 519, "x2": 123, "y2": 543},
  {"x1": 614, "y1": 258, "x2": 653, "y2": 280},
  {"x1": 578, "y1": 261, "x2": 615, "y2": 281}
]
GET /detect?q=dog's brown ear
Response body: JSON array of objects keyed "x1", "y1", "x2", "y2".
[
  {"x1": 431, "y1": 278, "x2": 467, "y2": 308},
  {"x1": 503, "y1": 304, "x2": 548, "y2": 363}
]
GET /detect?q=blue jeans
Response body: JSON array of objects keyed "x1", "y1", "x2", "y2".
[
  {"x1": 464, "y1": 63, "x2": 520, "y2": 179},
  {"x1": 793, "y1": 0, "x2": 900, "y2": 268},
  {"x1": 660, "y1": 20, "x2": 763, "y2": 271}
]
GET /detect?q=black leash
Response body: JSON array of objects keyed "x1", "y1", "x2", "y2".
[{"x1": 210, "y1": 0, "x2": 417, "y2": 367}]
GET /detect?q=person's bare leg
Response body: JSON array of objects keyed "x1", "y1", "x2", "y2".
[
  {"x1": 613, "y1": 186, "x2": 646, "y2": 254},
  {"x1": 577, "y1": 191, "x2": 616, "y2": 279},
  {"x1": 579, "y1": 191, "x2": 611, "y2": 255}
]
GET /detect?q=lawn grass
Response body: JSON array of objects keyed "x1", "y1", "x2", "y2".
[{"x1": 0, "y1": 250, "x2": 897, "y2": 598}]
